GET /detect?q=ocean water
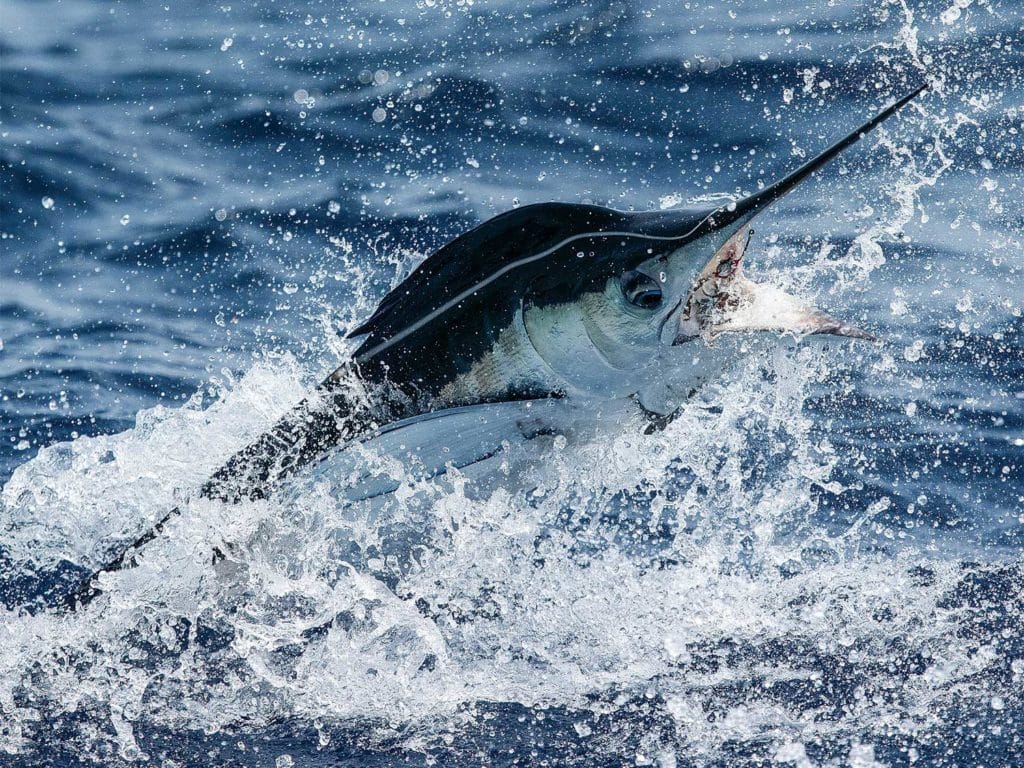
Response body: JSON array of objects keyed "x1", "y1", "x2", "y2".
[{"x1": 1, "y1": 0, "x2": 1022, "y2": 765}]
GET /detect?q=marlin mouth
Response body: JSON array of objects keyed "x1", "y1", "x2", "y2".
[
  {"x1": 663, "y1": 83, "x2": 930, "y2": 347},
  {"x1": 673, "y1": 225, "x2": 876, "y2": 344}
]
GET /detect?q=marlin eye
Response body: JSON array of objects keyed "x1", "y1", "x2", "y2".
[{"x1": 620, "y1": 270, "x2": 663, "y2": 309}]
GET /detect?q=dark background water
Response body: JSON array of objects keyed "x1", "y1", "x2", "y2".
[{"x1": 1, "y1": 0, "x2": 1022, "y2": 765}]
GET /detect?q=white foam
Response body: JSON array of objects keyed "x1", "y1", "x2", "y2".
[{"x1": 0, "y1": 344, "x2": 1011, "y2": 762}]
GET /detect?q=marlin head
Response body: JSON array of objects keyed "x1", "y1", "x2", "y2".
[
  {"x1": 663, "y1": 82, "x2": 927, "y2": 346},
  {"x1": 518, "y1": 83, "x2": 926, "y2": 411}
]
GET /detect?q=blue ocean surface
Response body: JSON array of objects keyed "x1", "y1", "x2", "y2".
[{"x1": 1, "y1": 0, "x2": 1021, "y2": 765}]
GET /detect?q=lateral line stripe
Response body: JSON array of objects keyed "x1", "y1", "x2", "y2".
[{"x1": 355, "y1": 210, "x2": 722, "y2": 361}]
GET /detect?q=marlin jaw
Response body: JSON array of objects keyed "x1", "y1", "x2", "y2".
[
  {"x1": 660, "y1": 82, "x2": 931, "y2": 347},
  {"x1": 672, "y1": 225, "x2": 875, "y2": 345}
]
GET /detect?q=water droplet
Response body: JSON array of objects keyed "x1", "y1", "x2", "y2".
[
  {"x1": 214, "y1": 208, "x2": 228, "y2": 221},
  {"x1": 573, "y1": 721, "x2": 592, "y2": 737},
  {"x1": 220, "y1": 37, "x2": 233, "y2": 51},
  {"x1": 282, "y1": 282, "x2": 299, "y2": 294},
  {"x1": 659, "y1": 193, "x2": 683, "y2": 210},
  {"x1": 903, "y1": 340, "x2": 924, "y2": 362},
  {"x1": 327, "y1": 200, "x2": 341, "y2": 214},
  {"x1": 120, "y1": 214, "x2": 130, "y2": 226},
  {"x1": 41, "y1": 196, "x2": 55, "y2": 210},
  {"x1": 372, "y1": 107, "x2": 387, "y2": 123}
]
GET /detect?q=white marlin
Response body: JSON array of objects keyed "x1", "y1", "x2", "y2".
[{"x1": 67, "y1": 83, "x2": 927, "y2": 607}]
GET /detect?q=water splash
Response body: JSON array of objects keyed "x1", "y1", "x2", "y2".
[
  {"x1": 2, "y1": 1, "x2": 1021, "y2": 764},
  {"x1": 1, "y1": 334, "x2": 1018, "y2": 764}
]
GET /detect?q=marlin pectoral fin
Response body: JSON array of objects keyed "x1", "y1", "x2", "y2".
[{"x1": 277, "y1": 398, "x2": 584, "y2": 505}]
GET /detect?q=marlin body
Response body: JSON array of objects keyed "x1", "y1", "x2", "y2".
[{"x1": 69, "y1": 84, "x2": 927, "y2": 606}]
